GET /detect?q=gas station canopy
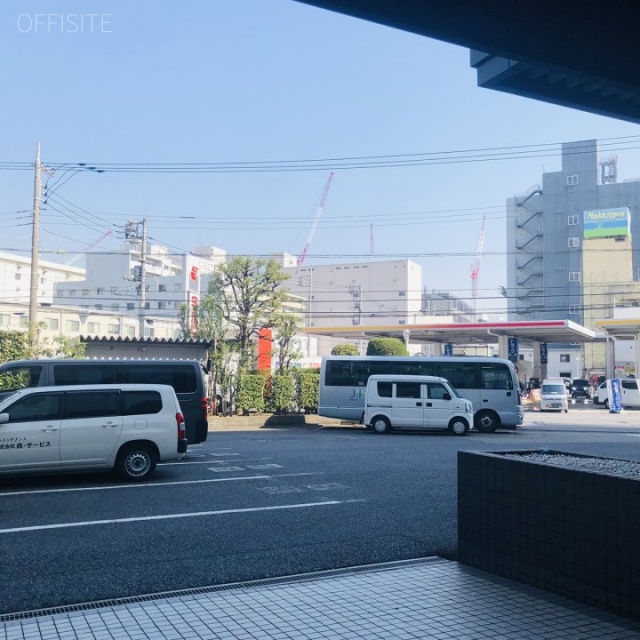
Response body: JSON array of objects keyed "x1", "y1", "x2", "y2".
[
  {"x1": 596, "y1": 319, "x2": 640, "y2": 339},
  {"x1": 302, "y1": 320, "x2": 598, "y2": 347}
]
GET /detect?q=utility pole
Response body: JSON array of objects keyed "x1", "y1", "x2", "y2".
[
  {"x1": 348, "y1": 284, "x2": 362, "y2": 326},
  {"x1": 138, "y1": 218, "x2": 147, "y2": 337},
  {"x1": 28, "y1": 143, "x2": 42, "y2": 348}
]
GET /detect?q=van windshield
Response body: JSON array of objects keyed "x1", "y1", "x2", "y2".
[{"x1": 542, "y1": 384, "x2": 565, "y2": 395}]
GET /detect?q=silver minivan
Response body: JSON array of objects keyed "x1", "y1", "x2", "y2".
[
  {"x1": 363, "y1": 374, "x2": 473, "y2": 435},
  {"x1": 540, "y1": 379, "x2": 569, "y2": 412},
  {"x1": 0, "y1": 384, "x2": 188, "y2": 481}
]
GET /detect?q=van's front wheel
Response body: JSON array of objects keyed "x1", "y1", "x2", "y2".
[
  {"x1": 116, "y1": 444, "x2": 158, "y2": 481},
  {"x1": 371, "y1": 416, "x2": 391, "y2": 434},
  {"x1": 448, "y1": 417, "x2": 469, "y2": 436}
]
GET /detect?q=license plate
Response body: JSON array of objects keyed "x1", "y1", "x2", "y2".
[{"x1": 549, "y1": 403, "x2": 560, "y2": 408}]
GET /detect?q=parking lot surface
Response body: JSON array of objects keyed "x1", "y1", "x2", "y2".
[{"x1": 1, "y1": 410, "x2": 639, "y2": 633}]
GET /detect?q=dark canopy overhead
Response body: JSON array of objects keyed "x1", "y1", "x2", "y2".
[{"x1": 297, "y1": 1, "x2": 640, "y2": 123}]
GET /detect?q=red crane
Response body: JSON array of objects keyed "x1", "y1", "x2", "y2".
[
  {"x1": 65, "y1": 230, "x2": 113, "y2": 265},
  {"x1": 297, "y1": 172, "x2": 334, "y2": 266},
  {"x1": 470, "y1": 215, "x2": 487, "y2": 304}
]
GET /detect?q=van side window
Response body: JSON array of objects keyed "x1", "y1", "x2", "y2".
[
  {"x1": 5, "y1": 393, "x2": 61, "y2": 422},
  {"x1": 123, "y1": 391, "x2": 162, "y2": 415},
  {"x1": 395, "y1": 382, "x2": 421, "y2": 399},
  {"x1": 63, "y1": 391, "x2": 121, "y2": 419},
  {"x1": 53, "y1": 365, "x2": 122, "y2": 386},
  {"x1": 0, "y1": 366, "x2": 43, "y2": 392},
  {"x1": 377, "y1": 382, "x2": 392, "y2": 398},
  {"x1": 427, "y1": 383, "x2": 449, "y2": 400},
  {"x1": 127, "y1": 365, "x2": 197, "y2": 394}
]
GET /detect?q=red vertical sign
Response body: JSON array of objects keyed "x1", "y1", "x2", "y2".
[{"x1": 257, "y1": 328, "x2": 272, "y2": 371}]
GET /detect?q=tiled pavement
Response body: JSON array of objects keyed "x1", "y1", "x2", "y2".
[{"x1": 2, "y1": 558, "x2": 640, "y2": 639}]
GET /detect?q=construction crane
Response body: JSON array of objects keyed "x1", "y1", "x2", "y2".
[
  {"x1": 470, "y1": 215, "x2": 487, "y2": 318},
  {"x1": 65, "y1": 230, "x2": 113, "y2": 265},
  {"x1": 297, "y1": 171, "x2": 334, "y2": 266}
]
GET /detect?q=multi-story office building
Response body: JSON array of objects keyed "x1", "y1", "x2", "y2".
[
  {"x1": 507, "y1": 139, "x2": 640, "y2": 324},
  {"x1": 279, "y1": 255, "x2": 424, "y2": 329},
  {"x1": 276, "y1": 254, "x2": 475, "y2": 356},
  {"x1": 506, "y1": 139, "x2": 640, "y2": 373}
]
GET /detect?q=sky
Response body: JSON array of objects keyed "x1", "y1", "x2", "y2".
[{"x1": 1, "y1": 0, "x2": 640, "y2": 318}]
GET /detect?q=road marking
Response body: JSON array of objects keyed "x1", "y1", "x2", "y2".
[
  {"x1": 169, "y1": 457, "x2": 272, "y2": 466},
  {"x1": 258, "y1": 486, "x2": 303, "y2": 494},
  {"x1": 0, "y1": 473, "x2": 321, "y2": 498},
  {"x1": 209, "y1": 466, "x2": 244, "y2": 472},
  {"x1": 0, "y1": 500, "x2": 364, "y2": 534},
  {"x1": 247, "y1": 464, "x2": 283, "y2": 470},
  {"x1": 305, "y1": 483, "x2": 347, "y2": 491}
]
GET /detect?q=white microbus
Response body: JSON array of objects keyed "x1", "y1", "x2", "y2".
[{"x1": 319, "y1": 355, "x2": 524, "y2": 433}]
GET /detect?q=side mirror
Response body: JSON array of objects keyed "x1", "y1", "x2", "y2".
[
  {"x1": 0, "y1": 413, "x2": 9, "y2": 425},
  {"x1": 443, "y1": 392, "x2": 451, "y2": 401}
]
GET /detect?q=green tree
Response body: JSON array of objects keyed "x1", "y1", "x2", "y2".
[
  {"x1": 208, "y1": 256, "x2": 290, "y2": 370},
  {"x1": 272, "y1": 312, "x2": 301, "y2": 375},
  {"x1": 48, "y1": 335, "x2": 86, "y2": 358},
  {"x1": 0, "y1": 330, "x2": 32, "y2": 363},
  {"x1": 331, "y1": 343, "x2": 359, "y2": 356},
  {"x1": 191, "y1": 296, "x2": 237, "y2": 415},
  {"x1": 366, "y1": 337, "x2": 408, "y2": 356},
  {"x1": 0, "y1": 328, "x2": 86, "y2": 363}
]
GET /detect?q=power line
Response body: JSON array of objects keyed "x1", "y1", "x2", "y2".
[{"x1": 1, "y1": 135, "x2": 639, "y2": 174}]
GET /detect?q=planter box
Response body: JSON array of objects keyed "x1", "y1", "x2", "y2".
[{"x1": 458, "y1": 449, "x2": 640, "y2": 620}]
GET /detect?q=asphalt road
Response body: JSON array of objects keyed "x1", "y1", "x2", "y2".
[{"x1": 1, "y1": 408, "x2": 639, "y2": 616}]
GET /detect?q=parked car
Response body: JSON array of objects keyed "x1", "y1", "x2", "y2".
[
  {"x1": 596, "y1": 378, "x2": 640, "y2": 409},
  {"x1": 539, "y1": 379, "x2": 569, "y2": 412},
  {"x1": 570, "y1": 379, "x2": 592, "y2": 399},
  {"x1": 594, "y1": 381, "x2": 607, "y2": 405},
  {"x1": 0, "y1": 384, "x2": 188, "y2": 481},
  {"x1": 0, "y1": 358, "x2": 209, "y2": 444},
  {"x1": 363, "y1": 374, "x2": 473, "y2": 435}
]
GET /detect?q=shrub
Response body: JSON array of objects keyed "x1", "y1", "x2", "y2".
[
  {"x1": 236, "y1": 373, "x2": 266, "y2": 415},
  {"x1": 297, "y1": 370, "x2": 319, "y2": 413},
  {"x1": 271, "y1": 375, "x2": 296, "y2": 413},
  {"x1": 331, "y1": 343, "x2": 359, "y2": 356},
  {"x1": 366, "y1": 337, "x2": 408, "y2": 356}
]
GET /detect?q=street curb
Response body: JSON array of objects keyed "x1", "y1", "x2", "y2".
[{"x1": 207, "y1": 415, "x2": 358, "y2": 432}]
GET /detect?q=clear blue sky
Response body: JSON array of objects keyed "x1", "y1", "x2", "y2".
[{"x1": 2, "y1": 0, "x2": 640, "y2": 316}]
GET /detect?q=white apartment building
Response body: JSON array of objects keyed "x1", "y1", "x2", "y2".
[
  {"x1": 53, "y1": 243, "x2": 226, "y2": 332},
  {"x1": 0, "y1": 300, "x2": 179, "y2": 343},
  {"x1": 0, "y1": 251, "x2": 85, "y2": 306},
  {"x1": 0, "y1": 242, "x2": 225, "y2": 342}
]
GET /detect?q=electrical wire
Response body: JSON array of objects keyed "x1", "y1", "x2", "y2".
[{"x1": 1, "y1": 135, "x2": 639, "y2": 174}]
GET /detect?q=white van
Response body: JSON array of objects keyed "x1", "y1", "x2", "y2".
[
  {"x1": 596, "y1": 378, "x2": 640, "y2": 409},
  {"x1": 363, "y1": 374, "x2": 473, "y2": 435},
  {"x1": 540, "y1": 378, "x2": 569, "y2": 412},
  {"x1": 0, "y1": 384, "x2": 188, "y2": 481},
  {"x1": 0, "y1": 359, "x2": 210, "y2": 444}
]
